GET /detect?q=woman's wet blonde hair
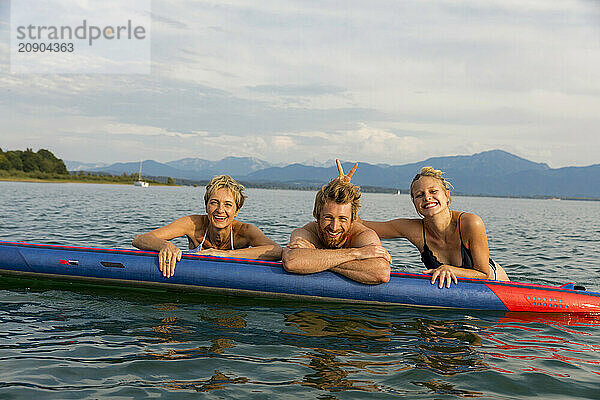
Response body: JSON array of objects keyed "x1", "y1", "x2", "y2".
[
  {"x1": 410, "y1": 167, "x2": 453, "y2": 198},
  {"x1": 204, "y1": 175, "x2": 247, "y2": 211}
]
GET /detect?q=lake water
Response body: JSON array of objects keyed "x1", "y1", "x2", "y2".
[{"x1": 1, "y1": 181, "x2": 599, "y2": 399}]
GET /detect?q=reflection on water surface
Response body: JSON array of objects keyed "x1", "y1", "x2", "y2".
[{"x1": 1, "y1": 182, "x2": 600, "y2": 398}]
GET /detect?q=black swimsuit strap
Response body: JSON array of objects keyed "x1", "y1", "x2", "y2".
[
  {"x1": 422, "y1": 219, "x2": 427, "y2": 247},
  {"x1": 457, "y1": 212, "x2": 465, "y2": 246}
]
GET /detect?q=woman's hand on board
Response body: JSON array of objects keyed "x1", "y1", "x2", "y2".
[
  {"x1": 423, "y1": 265, "x2": 458, "y2": 288},
  {"x1": 158, "y1": 242, "x2": 182, "y2": 278}
]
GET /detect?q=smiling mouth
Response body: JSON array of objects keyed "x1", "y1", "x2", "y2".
[
  {"x1": 213, "y1": 215, "x2": 227, "y2": 221},
  {"x1": 423, "y1": 202, "x2": 438, "y2": 209},
  {"x1": 321, "y1": 229, "x2": 346, "y2": 248}
]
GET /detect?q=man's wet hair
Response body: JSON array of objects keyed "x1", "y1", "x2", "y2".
[{"x1": 313, "y1": 178, "x2": 361, "y2": 221}]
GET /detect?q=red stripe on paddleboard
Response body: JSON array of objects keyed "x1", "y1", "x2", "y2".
[
  {"x1": 389, "y1": 272, "x2": 589, "y2": 295},
  {"x1": 486, "y1": 283, "x2": 600, "y2": 313},
  {"x1": 0, "y1": 241, "x2": 282, "y2": 266}
]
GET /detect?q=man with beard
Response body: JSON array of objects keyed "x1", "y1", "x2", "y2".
[{"x1": 282, "y1": 177, "x2": 391, "y2": 284}]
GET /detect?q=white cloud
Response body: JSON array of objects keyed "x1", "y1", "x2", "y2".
[
  {"x1": 1, "y1": 0, "x2": 600, "y2": 167},
  {"x1": 101, "y1": 123, "x2": 198, "y2": 138},
  {"x1": 271, "y1": 135, "x2": 295, "y2": 151}
]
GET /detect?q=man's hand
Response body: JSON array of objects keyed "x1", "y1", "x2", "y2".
[
  {"x1": 158, "y1": 242, "x2": 182, "y2": 278},
  {"x1": 286, "y1": 237, "x2": 317, "y2": 250},
  {"x1": 356, "y1": 243, "x2": 392, "y2": 264}
]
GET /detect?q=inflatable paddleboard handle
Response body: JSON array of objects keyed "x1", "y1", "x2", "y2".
[
  {"x1": 100, "y1": 261, "x2": 125, "y2": 268},
  {"x1": 559, "y1": 282, "x2": 575, "y2": 290},
  {"x1": 559, "y1": 282, "x2": 586, "y2": 291}
]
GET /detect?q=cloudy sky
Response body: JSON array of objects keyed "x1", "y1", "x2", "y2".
[{"x1": 1, "y1": 0, "x2": 599, "y2": 168}]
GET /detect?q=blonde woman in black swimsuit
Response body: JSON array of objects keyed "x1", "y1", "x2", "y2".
[{"x1": 337, "y1": 161, "x2": 509, "y2": 288}]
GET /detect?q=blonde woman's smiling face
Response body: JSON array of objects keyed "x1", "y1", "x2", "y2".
[
  {"x1": 411, "y1": 176, "x2": 450, "y2": 217},
  {"x1": 206, "y1": 188, "x2": 239, "y2": 228}
]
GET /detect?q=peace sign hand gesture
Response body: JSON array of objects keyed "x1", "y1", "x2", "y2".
[{"x1": 336, "y1": 159, "x2": 358, "y2": 183}]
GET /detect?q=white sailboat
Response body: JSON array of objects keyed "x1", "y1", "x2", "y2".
[{"x1": 134, "y1": 160, "x2": 149, "y2": 187}]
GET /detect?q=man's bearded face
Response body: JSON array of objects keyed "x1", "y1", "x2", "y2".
[{"x1": 318, "y1": 201, "x2": 353, "y2": 248}]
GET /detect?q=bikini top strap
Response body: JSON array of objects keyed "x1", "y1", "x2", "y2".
[
  {"x1": 199, "y1": 226, "x2": 234, "y2": 250},
  {"x1": 198, "y1": 229, "x2": 208, "y2": 250},
  {"x1": 458, "y1": 212, "x2": 465, "y2": 245},
  {"x1": 421, "y1": 218, "x2": 426, "y2": 246}
]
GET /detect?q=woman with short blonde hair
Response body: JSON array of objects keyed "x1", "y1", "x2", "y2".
[{"x1": 133, "y1": 175, "x2": 281, "y2": 278}]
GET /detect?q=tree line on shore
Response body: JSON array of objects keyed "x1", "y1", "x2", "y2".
[
  {"x1": 0, "y1": 148, "x2": 156, "y2": 183},
  {"x1": 0, "y1": 148, "x2": 68, "y2": 174}
]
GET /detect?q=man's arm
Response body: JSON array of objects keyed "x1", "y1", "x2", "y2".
[
  {"x1": 282, "y1": 225, "x2": 363, "y2": 273},
  {"x1": 329, "y1": 228, "x2": 391, "y2": 284},
  {"x1": 282, "y1": 224, "x2": 391, "y2": 284}
]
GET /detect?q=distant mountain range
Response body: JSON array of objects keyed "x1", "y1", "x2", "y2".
[
  {"x1": 64, "y1": 161, "x2": 109, "y2": 171},
  {"x1": 166, "y1": 156, "x2": 272, "y2": 178},
  {"x1": 65, "y1": 150, "x2": 600, "y2": 198}
]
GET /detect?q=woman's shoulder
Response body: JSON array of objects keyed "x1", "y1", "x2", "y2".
[
  {"x1": 186, "y1": 214, "x2": 207, "y2": 222},
  {"x1": 183, "y1": 214, "x2": 209, "y2": 230},
  {"x1": 456, "y1": 211, "x2": 485, "y2": 231},
  {"x1": 231, "y1": 221, "x2": 275, "y2": 245},
  {"x1": 232, "y1": 220, "x2": 262, "y2": 234}
]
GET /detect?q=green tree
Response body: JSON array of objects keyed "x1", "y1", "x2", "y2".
[
  {"x1": 5, "y1": 151, "x2": 23, "y2": 170},
  {"x1": 37, "y1": 148, "x2": 68, "y2": 174},
  {"x1": 21, "y1": 148, "x2": 40, "y2": 172},
  {"x1": 0, "y1": 154, "x2": 11, "y2": 170},
  {"x1": 167, "y1": 177, "x2": 175, "y2": 185}
]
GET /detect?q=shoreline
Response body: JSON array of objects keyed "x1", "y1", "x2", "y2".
[
  {"x1": 0, "y1": 177, "x2": 175, "y2": 186},
  {"x1": 1, "y1": 176, "x2": 598, "y2": 201}
]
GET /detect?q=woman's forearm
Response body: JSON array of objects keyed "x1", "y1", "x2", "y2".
[{"x1": 132, "y1": 233, "x2": 171, "y2": 251}]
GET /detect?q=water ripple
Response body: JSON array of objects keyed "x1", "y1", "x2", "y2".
[{"x1": 1, "y1": 182, "x2": 600, "y2": 398}]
